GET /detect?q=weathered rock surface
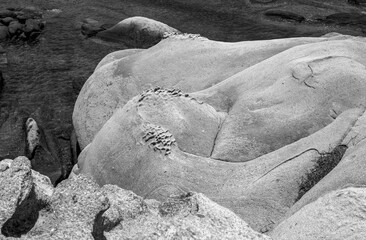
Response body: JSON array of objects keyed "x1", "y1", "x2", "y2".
[
  {"x1": 282, "y1": 121, "x2": 366, "y2": 220},
  {"x1": 74, "y1": 34, "x2": 366, "y2": 157},
  {"x1": 102, "y1": 185, "x2": 271, "y2": 240},
  {"x1": 0, "y1": 157, "x2": 32, "y2": 229},
  {"x1": 96, "y1": 16, "x2": 181, "y2": 48},
  {"x1": 0, "y1": 157, "x2": 270, "y2": 239},
  {"x1": 74, "y1": 33, "x2": 366, "y2": 233},
  {"x1": 74, "y1": 34, "x2": 338, "y2": 150},
  {"x1": 271, "y1": 186, "x2": 366, "y2": 240}
]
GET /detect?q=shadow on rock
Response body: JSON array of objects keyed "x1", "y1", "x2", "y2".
[{"x1": 1, "y1": 186, "x2": 45, "y2": 237}]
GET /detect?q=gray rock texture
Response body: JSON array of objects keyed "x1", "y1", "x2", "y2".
[
  {"x1": 74, "y1": 34, "x2": 366, "y2": 233},
  {"x1": 0, "y1": 157, "x2": 270, "y2": 239},
  {"x1": 271, "y1": 186, "x2": 366, "y2": 240}
]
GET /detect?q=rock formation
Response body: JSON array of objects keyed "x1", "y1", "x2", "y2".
[
  {"x1": 0, "y1": 7, "x2": 45, "y2": 42},
  {"x1": 80, "y1": 18, "x2": 110, "y2": 38},
  {"x1": 73, "y1": 33, "x2": 366, "y2": 235},
  {"x1": 0, "y1": 157, "x2": 270, "y2": 239},
  {"x1": 95, "y1": 16, "x2": 181, "y2": 48}
]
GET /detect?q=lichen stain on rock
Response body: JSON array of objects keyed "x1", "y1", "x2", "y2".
[{"x1": 296, "y1": 145, "x2": 348, "y2": 202}]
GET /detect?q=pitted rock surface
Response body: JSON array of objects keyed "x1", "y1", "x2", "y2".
[{"x1": 142, "y1": 123, "x2": 176, "y2": 156}]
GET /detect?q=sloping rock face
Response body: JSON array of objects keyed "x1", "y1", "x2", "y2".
[
  {"x1": 74, "y1": 33, "x2": 366, "y2": 233},
  {"x1": 271, "y1": 186, "x2": 366, "y2": 240},
  {"x1": 96, "y1": 16, "x2": 181, "y2": 48},
  {"x1": 0, "y1": 157, "x2": 270, "y2": 239}
]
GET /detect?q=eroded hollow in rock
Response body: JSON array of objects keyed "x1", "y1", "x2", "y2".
[
  {"x1": 1, "y1": 186, "x2": 47, "y2": 237},
  {"x1": 296, "y1": 145, "x2": 348, "y2": 201}
]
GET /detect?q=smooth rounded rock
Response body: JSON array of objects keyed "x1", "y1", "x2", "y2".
[
  {"x1": 74, "y1": 34, "x2": 332, "y2": 150},
  {"x1": 75, "y1": 34, "x2": 366, "y2": 232},
  {"x1": 1, "y1": 17, "x2": 14, "y2": 26},
  {"x1": 96, "y1": 16, "x2": 181, "y2": 48},
  {"x1": 8, "y1": 20, "x2": 23, "y2": 35}
]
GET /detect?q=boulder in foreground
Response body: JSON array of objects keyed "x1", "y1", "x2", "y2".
[{"x1": 0, "y1": 157, "x2": 270, "y2": 239}]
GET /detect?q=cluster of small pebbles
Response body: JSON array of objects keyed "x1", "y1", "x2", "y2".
[
  {"x1": 0, "y1": 7, "x2": 45, "y2": 43},
  {"x1": 142, "y1": 123, "x2": 176, "y2": 156}
]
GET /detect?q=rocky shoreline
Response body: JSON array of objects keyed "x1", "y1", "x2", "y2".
[{"x1": 1, "y1": 0, "x2": 366, "y2": 239}]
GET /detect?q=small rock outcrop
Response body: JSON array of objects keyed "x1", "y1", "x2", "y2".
[
  {"x1": 25, "y1": 118, "x2": 40, "y2": 159},
  {"x1": 80, "y1": 18, "x2": 111, "y2": 37},
  {"x1": 0, "y1": 157, "x2": 271, "y2": 239},
  {"x1": 22, "y1": 118, "x2": 63, "y2": 185},
  {"x1": 95, "y1": 16, "x2": 181, "y2": 48}
]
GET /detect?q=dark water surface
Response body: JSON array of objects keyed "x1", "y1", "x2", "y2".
[{"x1": 0, "y1": 0, "x2": 361, "y2": 178}]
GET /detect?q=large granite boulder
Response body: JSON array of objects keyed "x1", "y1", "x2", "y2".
[
  {"x1": 96, "y1": 16, "x2": 181, "y2": 48},
  {"x1": 74, "y1": 33, "x2": 366, "y2": 232},
  {"x1": 74, "y1": 34, "x2": 337, "y2": 150}
]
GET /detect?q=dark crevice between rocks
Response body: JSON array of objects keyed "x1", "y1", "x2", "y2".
[
  {"x1": 91, "y1": 209, "x2": 108, "y2": 240},
  {"x1": 296, "y1": 145, "x2": 348, "y2": 202},
  {"x1": 1, "y1": 186, "x2": 47, "y2": 238}
]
